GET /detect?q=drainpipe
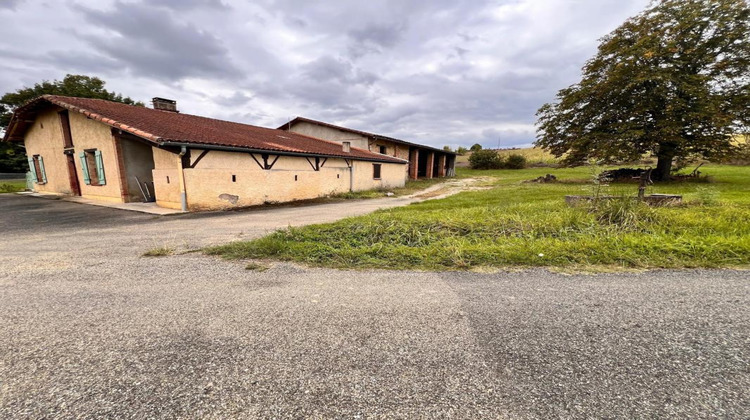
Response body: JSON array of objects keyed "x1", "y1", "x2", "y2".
[
  {"x1": 342, "y1": 142, "x2": 354, "y2": 193},
  {"x1": 349, "y1": 162, "x2": 354, "y2": 192},
  {"x1": 177, "y1": 146, "x2": 188, "y2": 212}
]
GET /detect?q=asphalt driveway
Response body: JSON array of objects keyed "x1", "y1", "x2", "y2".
[{"x1": 0, "y1": 194, "x2": 748, "y2": 418}]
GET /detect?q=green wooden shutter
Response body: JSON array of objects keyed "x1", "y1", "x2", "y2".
[
  {"x1": 79, "y1": 152, "x2": 91, "y2": 185},
  {"x1": 94, "y1": 150, "x2": 106, "y2": 185},
  {"x1": 27, "y1": 157, "x2": 37, "y2": 183},
  {"x1": 38, "y1": 156, "x2": 47, "y2": 184}
]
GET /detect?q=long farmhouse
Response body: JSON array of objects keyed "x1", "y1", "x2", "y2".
[{"x1": 4, "y1": 96, "x2": 411, "y2": 211}]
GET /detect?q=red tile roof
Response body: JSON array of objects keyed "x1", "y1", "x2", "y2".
[
  {"x1": 4, "y1": 95, "x2": 407, "y2": 164},
  {"x1": 279, "y1": 116, "x2": 457, "y2": 155}
]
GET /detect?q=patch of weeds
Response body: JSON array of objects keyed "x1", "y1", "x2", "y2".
[
  {"x1": 587, "y1": 196, "x2": 658, "y2": 230},
  {"x1": 142, "y1": 246, "x2": 175, "y2": 257},
  {"x1": 0, "y1": 181, "x2": 25, "y2": 194},
  {"x1": 692, "y1": 186, "x2": 720, "y2": 205},
  {"x1": 245, "y1": 262, "x2": 269, "y2": 272}
]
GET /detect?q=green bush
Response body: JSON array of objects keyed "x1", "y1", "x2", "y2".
[
  {"x1": 456, "y1": 146, "x2": 468, "y2": 155},
  {"x1": 505, "y1": 154, "x2": 527, "y2": 169},
  {"x1": 470, "y1": 143, "x2": 483, "y2": 152},
  {"x1": 468, "y1": 149, "x2": 502, "y2": 169}
]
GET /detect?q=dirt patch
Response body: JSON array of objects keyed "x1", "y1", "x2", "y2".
[{"x1": 409, "y1": 178, "x2": 492, "y2": 200}]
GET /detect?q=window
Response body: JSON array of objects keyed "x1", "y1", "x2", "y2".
[
  {"x1": 27, "y1": 155, "x2": 47, "y2": 184},
  {"x1": 373, "y1": 164, "x2": 382, "y2": 179},
  {"x1": 79, "y1": 149, "x2": 106, "y2": 186},
  {"x1": 379, "y1": 145, "x2": 387, "y2": 154}
]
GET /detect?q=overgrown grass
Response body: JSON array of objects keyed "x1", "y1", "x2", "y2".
[
  {"x1": 0, "y1": 180, "x2": 26, "y2": 194},
  {"x1": 206, "y1": 165, "x2": 750, "y2": 271}
]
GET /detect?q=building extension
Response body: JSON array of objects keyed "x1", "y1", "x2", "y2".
[{"x1": 279, "y1": 117, "x2": 457, "y2": 180}]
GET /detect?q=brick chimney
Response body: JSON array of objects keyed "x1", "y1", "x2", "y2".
[
  {"x1": 152, "y1": 97, "x2": 178, "y2": 112},
  {"x1": 342, "y1": 141, "x2": 351, "y2": 153}
]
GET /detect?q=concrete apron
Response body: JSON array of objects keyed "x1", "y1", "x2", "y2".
[
  {"x1": 15, "y1": 177, "x2": 483, "y2": 217},
  {"x1": 16, "y1": 192, "x2": 185, "y2": 216}
]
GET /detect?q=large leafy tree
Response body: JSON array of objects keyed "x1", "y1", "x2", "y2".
[
  {"x1": 0, "y1": 74, "x2": 142, "y2": 172},
  {"x1": 536, "y1": 0, "x2": 750, "y2": 181}
]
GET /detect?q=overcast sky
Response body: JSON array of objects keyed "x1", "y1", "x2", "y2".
[{"x1": 0, "y1": 0, "x2": 650, "y2": 148}]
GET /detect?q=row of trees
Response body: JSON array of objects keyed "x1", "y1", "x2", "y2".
[{"x1": 443, "y1": 144, "x2": 483, "y2": 155}]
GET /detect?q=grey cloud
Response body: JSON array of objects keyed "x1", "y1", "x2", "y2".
[
  {"x1": 349, "y1": 22, "x2": 407, "y2": 48},
  {"x1": 283, "y1": 16, "x2": 308, "y2": 28},
  {"x1": 74, "y1": 1, "x2": 241, "y2": 81},
  {"x1": 347, "y1": 22, "x2": 408, "y2": 57},
  {"x1": 481, "y1": 128, "x2": 535, "y2": 148},
  {"x1": 213, "y1": 91, "x2": 253, "y2": 107},
  {"x1": 45, "y1": 51, "x2": 122, "y2": 74},
  {"x1": 0, "y1": 0, "x2": 22, "y2": 10},
  {"x1": 151, "y1": 0, "x2": 230, "y2": 11},
  {"x1": 301, "y1": 56, "x2": 378, "y2": 86},
  {"x1": 454, "y1": 47, "x2": 470, "y2": 59}
]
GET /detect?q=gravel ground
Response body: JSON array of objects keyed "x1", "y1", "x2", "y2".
[{"x1": 1, "y1": 194, "x2": 748, "y2": 418}]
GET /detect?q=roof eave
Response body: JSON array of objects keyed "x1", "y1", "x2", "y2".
[
  {"x1": 2, "y1": 95, "x2": 164, "y2": 144},
  {"x1": 158, "y1": 141, "x2": 408, "y2": 164}
]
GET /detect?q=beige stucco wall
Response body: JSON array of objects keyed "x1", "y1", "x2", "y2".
[
  {"x1": 68, "y1": 112, "x2": 124, "y2": 202},
  {"x1": 22, "y1": 109, "x2": 124, "y2": 202},
  {"x1": 351, "y1": 159, "x2": 406, "y2": 192},
  {"x1": 181, "y1": 149, "x2": 406, "y2": 211},
  {"x1": 22, "y1": 109, "x2": 70, "y2": 194},
  {"x1": 151, "y1": 147, "x2": 181, "y2": 209},
  {"x1": 287, "y1": 122, "x2": 370, "y2": 150},
  {"x1": 286, "y1": 123, "x2": 410, "y2": 181}
]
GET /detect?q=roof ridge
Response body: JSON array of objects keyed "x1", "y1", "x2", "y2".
[{"x1": 280, "y1": 115, "x2": 456, "y2": 155}]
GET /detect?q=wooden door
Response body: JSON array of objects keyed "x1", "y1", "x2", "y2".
[{"x1": 65, "y1": 152, "x2": 81, "y2": 196}]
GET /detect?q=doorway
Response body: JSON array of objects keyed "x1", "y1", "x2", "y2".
[
  {"x1": 119, "y1": 135, "x2": 156, "y2": 202},
  {"x1": 65, "y1": 152, "x2": 81, "y2": 196}
]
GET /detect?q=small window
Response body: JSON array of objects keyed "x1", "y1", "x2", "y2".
[
  {"x1": 373, "y1": 164, "x2": 382, "y2": 180},
  {"x1": 166, "y1": 176, "x2": 170, "y2": 184},
  {"x1": 79, "y1": 149, "x2": 106, "y2": 186},
  {"x1": 379, "y1": 145, "x2": 387, "y2": 154},
  {"x1": 337, "y1": 174, "x2": 340, "y2": 179},
  {"x1": 232, "y1": 175, "x2": 237, "y2": 182},
  {"x1": 27, "y1": 155, "x2": 47, "y2": 184},
  {"x1": 294, "y1": 175, "x2": 298, "y2": 181}
]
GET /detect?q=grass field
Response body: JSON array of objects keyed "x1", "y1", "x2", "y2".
[
  {"x1": 207, "y1": 165, "x2": 750, "y2": 271},
  {"x1": 0, "y1": 180, "x2": 26, "y2": 194}
]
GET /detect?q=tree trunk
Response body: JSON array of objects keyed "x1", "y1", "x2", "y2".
[{"x1": 653, "y1": 142, "x2": 677, "y2": 182}]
